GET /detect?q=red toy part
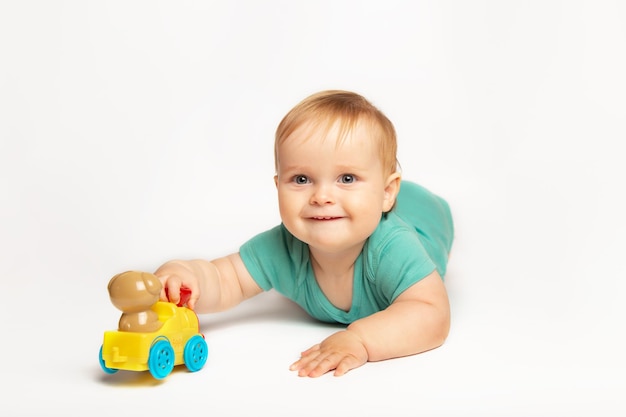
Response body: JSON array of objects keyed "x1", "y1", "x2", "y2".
[{"x1": 165, "y1": 286, "x2": 192, "y2": 307}]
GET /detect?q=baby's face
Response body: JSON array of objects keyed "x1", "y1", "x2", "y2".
[{"x1": 275, "y1": 120, "x2": 397, "y2": 256}]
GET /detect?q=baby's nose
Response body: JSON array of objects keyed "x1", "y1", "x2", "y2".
[{"x1": 310, "y1": 184, "x2": 335, "y2": 205}]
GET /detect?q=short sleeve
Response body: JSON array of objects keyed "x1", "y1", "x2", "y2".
[
  {"x1": 364, "y1": 214, "x2": 438, "y2": 304},
  {"x1": 239, "y1": 224, "x2": 309, "y2": 295}
]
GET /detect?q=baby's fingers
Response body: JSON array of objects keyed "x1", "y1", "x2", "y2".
[
  {"x1": 164, "y1": 282, "x2": 200, "y2": 309},
  {"x1": 187, "y1": 292, "x2": 199, "y2": 310},
  {"x1": 296, "y1": 352, "x2": 344, "y2": 378},
  {"x1": 289, "y1": 347, "x2": 339, "y2": 378},
  {"x1": 289, "y1": 345, "x2": 319, "y2": 372},
  {"x1": 333, "y1": 355, "x2": 363, "y2": 376},
  {"x1": 161, "y1": 277, "x2": 182, "y2": 304}
]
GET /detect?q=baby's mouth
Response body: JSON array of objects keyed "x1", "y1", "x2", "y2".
[{"x1": 310, "y1": 216, "x2": 342, "y2": 220}]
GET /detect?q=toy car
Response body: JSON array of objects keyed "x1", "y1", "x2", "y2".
[{"x1": 99, "y1": 272, "x2": 208, "y2": 380}]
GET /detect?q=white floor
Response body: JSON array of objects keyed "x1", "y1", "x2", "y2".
[{"x1": 2, "y1": 1, "x2": 625, "y2": 416}]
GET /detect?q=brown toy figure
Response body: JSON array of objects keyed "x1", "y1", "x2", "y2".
[{"x1": 107, "y1": 271, "x2": 164, "y2": 332}]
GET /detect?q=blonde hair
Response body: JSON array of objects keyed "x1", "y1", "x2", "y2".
[{"x1": 274, "y1": 90, "x2": 398, "y2": 175}]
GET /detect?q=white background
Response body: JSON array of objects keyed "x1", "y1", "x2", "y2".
[{"x1": 1, "y1": 1, "x2": 625, "y2": 415}]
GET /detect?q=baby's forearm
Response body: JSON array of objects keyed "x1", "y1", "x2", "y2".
[
  {"x1": 157, "y1": 256, "x2": 251, "y2": 314},
  {"x1": 186, "y1": 257, "x2": 251, "y2": 314},
  {"x1": 346, "y1": 300, "x2": 450, "y2": 362},
  {"x1": 180, "y1": 259, "x2": 221, "y2": 313}
]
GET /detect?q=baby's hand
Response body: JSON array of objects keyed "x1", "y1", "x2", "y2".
[
  {"x1": 289, "y1": 330, "x2": 369, "y2": 377},
  {"x1": 154, "y1": 260, "x2": 201, "y2": 310}
]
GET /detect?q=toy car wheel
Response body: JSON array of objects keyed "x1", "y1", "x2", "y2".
[
  {"x1": 184, "y1": 335, "x2": 208, "y2": 372},
  {"x1": 148, "y1": 339, "x2": 175, "y2": 379},
  {"x1": 99, "y1": 345, "x2": 118, "y2": 374}
]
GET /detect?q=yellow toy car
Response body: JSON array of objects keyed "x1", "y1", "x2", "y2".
[{"x1": 99, "y1": 271, "x2": 208, "y2": 380}]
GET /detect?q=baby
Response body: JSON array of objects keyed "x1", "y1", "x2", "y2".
[{"x1": 154, "y1": 90, "x2": 454, "y2": 377}]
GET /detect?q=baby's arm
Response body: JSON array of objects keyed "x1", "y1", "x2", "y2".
[
  {"x1": 154, "y1": 253, "x2": 263, "y2": 313},
  {"x1": 290, "y1": 270, "x2": 450, "y2": 377}
]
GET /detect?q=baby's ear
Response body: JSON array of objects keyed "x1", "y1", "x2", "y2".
[{"x1": 382, "y1": 173, "x2": 401, "y2": 212}]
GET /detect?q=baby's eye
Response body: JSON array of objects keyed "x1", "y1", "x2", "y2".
[
  {"x1": 339, "y1": 174, "x2": 355, "y2": 184},
  {"x1": 293, "y1": 175, "x2": 309, "y2": 185}
]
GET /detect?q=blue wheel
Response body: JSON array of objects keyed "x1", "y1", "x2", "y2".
[
  {"x1": 99, "y1": 345, "x2": 118, "y2": 374},
  {"x1": 148, "y1": 339, "x2": 175, "y2": 379},
  {"x1": 183, "y1": 335, "x2": 208, "y2": 372}
]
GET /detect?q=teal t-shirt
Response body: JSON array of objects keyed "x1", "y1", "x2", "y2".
[{"x1": 239, "y1": 181, "x2": 454, "y2": 324}]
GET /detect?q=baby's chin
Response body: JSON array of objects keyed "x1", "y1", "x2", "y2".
[{"x1": 305, "y1": 238, "x2": 369, "y2": 256}]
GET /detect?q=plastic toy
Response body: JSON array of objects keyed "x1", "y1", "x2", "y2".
[{"x1": 99, "y1": 271, "x2": 208, "y2": 380}]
